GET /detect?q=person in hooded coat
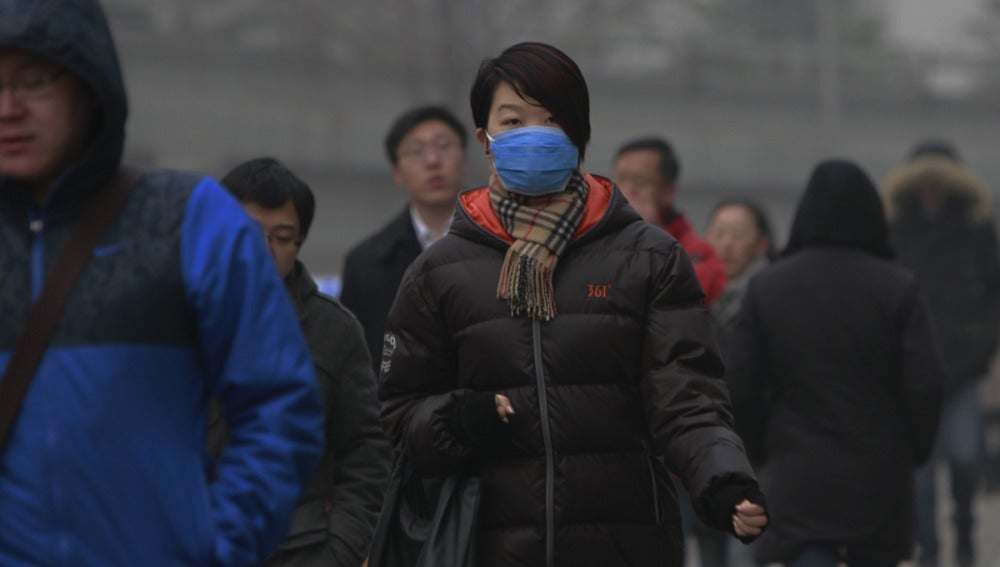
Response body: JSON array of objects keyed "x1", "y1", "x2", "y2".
[
  {"x1": 0, "y1": 1, "x2": 324, "y2": 565},
  {"x1": 377, "y1": 41, "x2": 768, "y2": 567},
  {"x1": 882, "y1": 140, "x2": 1000, "y2": 567},
  {"x1": 727, "y1": 160, "x2": 946, "y2": 567}
]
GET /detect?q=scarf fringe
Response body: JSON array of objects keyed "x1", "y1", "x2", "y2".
[{"x1": 497, "y1": 249, "x2": 558, "y2": 320}]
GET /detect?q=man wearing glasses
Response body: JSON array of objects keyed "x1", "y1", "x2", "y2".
[
  {"x1": 0, "y1": 1, "x2": 323, "y2": 565},
  {"x1": 217, "y1": 157, "x2": 392, "y2": 567},
  {"x1": 341, "y1": 105, "x2": 469, "y2": 374}
]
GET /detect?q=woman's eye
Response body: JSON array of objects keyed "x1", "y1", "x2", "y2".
[
  {"x1": 544, "y1": 116, "x2": 555, "y2": 124},
  {"x1": 502, "y1": 118, "x2": 521, "y2": 126}
]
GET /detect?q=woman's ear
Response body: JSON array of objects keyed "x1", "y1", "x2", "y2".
[{"x1": 476, "y1": 128, "x2": 490, "y2": 155}]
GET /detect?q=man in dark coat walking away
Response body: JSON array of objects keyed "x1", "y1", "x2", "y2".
[
  {"x1": 218, "y1": 158, "x2": 393, "y2": 567},
  {"x1": 882, "y1": 141, "x2": 1000, "y2": 567},
  {"x1": 340, "y1": 106, "x2": 469, "y2": 374},
  {"x1": 728, "y1": 159, "x2": 946, "y2": 567}
]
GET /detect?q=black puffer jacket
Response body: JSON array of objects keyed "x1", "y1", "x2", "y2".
[{"x1": 379, "y1": 174, "x2": 758, "y2": 567}]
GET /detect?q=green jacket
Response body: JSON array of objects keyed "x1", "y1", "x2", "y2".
[{"x1": 210, "y1": 261, "x2": 391, "y2": 567}]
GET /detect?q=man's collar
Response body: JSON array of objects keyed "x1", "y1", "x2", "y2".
[{"x1": 409, "y1": 205, "x2": 452, "y2": 251}]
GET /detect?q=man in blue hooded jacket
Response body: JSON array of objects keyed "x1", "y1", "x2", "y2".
[{"x1": 0, "y1": 1, "x2": 324, "y2": 565}]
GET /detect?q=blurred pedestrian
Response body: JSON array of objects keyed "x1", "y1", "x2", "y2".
[
  {"x1": 728, "y1": 159, "x2": 945, "y2": 567},
  {"x1": 882, "y1": 140, "x2": 1000, "y2": 567},
  {"x1": 705, "y1": 198, "x2": 775, "y2": 567},
  {"x1": 0, "y1": 1, "x2": 324, "y2": 565},
  {"x1": 614, "y1": 138, "x2": 731, "y2": 566},
  {"x1": 706, "y1": 198, "x2": 776, "y2": 357},
  {"x1": 614, "y1": 137, "x2": 727, "y2": 305},
  {"x1": 378, "y1": 41, "x2": 767, "y2": 567},
  {"x1": 340, "y1": 105, "x2": 469, "y2": 374},
  {"x1": 218, "y1": 157, "x2": 392, "y2": 567}
]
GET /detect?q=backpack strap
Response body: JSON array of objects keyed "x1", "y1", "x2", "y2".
[{"x1": 0, "y1": 167, "x2": 144, "y2": 450}]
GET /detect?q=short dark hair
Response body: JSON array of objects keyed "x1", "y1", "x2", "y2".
[
  {"x1": 614, "y1": 137, "x2": 681, "y2": 186},
  {"x1": 221, "y1": 157, "x2": 316, "y2": 236},
  {"x1": 384, "y1": 105, "x2": 467, "y2": 166},
  {"x1": 908, "y1": 138, "x2": 961, "y2": 163},
  {"x1": 709, "y1": 197, "x2": 778, "y2": 260},
  {"x1": 470, "y1": 42, "x2": 590, "y2": 162}
]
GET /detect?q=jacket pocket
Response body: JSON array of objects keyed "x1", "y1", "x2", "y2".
[{"x1": 277, "y1": 499, "x2": 330, "y2": 550}]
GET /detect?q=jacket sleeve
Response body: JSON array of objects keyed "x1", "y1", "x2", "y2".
[
  {"x1": 180, "y1": 178, "x2": 324, "y2": 567},
  {"x1": 970, "y1": 221, "x2": 1000, "y2": 377},
  {"x1": 639, "y1": 242, "x2": 757, "y2": 518},
  {"x1": 324, "y1": 316, "x2": 393, "y2": 567},
  {"x1": 378, "y1": 264, "x2": 473, "y2": 477},
  {"x1": 898, "y1": 278, "x2": 947, "y2": 465}
]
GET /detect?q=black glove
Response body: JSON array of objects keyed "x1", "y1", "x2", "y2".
[
  {"x1": 449, "y1": 391, "x2": 508, "y2": 448},
  {"x1": 702, "y1": 480, "x2": 768, "y2": 543}
]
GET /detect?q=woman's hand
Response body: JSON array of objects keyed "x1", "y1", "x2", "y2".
[
  {"x1": 495, "y1": 394, "x2": 515, "y2": 423},
  {"x1": 732, "y1": 499, "x2": 768, "y2": 537}
]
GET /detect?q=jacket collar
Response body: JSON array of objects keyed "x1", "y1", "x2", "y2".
[
  {"x1": 660, "y1": 209, "x2": 693, "y2": 240},
  {"x1": 369, "y1": 206, "x2": 422, "y2": 261},
  {"x1": 285, "y1": 260, "x2": 317, "y2": 322},
  {"x1": 453, "y1": 173, "x2": 639, "y2": 248}
]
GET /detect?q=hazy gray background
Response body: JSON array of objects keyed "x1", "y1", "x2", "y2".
[
  {"x1": 103, "y1": 0, "x2": 1000, "y2": 277},
  {"x1": 96, "y1": 6, "x2": 1000, "y2": 563}
]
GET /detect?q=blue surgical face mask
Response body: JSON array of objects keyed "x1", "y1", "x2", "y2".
[{"x1": 486, "y1": 126, "x2": 580, "y2": 196}]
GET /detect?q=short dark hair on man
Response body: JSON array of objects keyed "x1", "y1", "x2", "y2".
[
  {"x1": 615, "y1": 137, "x2": 681, "y2": 186},
  {"x1": 470, "y1": 42, "x2": 591, "y2": 162},
  {"x1": 221, "y1": 157, "x2": 316, "y2": 236},
  {"x1": 908, "y1": 138, "x2": 961, "y2": 163},
  {"x1": 384, "y1": 105, "x2": 467, "y2": 166}
]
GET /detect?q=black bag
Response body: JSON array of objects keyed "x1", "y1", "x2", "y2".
[{"x1": 369, "y1": 454, "x2": 481, "y2": 567}]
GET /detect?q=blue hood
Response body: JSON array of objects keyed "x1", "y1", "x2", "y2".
[{"x1": 0, "y1": 0, "x2": 127, "y2": 212}]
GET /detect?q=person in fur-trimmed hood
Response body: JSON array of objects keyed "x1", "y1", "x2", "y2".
[{"x1": 882, "y1": 140, "x2": 1000, "y2": 567}]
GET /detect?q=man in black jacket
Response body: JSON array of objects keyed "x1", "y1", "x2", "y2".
[
  {"x1": 340, "y1": 105, "x2": 468, "y2": 373},
  {"x1": 217, "y1": 157, "x2": 392, "y2": 567},
  {"x1": 883, "y1": 141, "x2": 1000, "y2": 567}
]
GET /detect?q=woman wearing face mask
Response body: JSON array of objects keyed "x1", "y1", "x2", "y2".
[{"x1": 378, "y1": 42, "x2": 767, "y2": 567}]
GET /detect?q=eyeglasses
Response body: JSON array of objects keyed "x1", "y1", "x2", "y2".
[
  {"x1": 0, "y1": 67, "x2": 66, "y2": 100},
  {"x1": 397, "y1": 139, "x2": 462, "y2": 162},
  {"x1": 615, "y1": 173, "x2": 660, "y2": 190},
  {"x1": 266, "y1": 231, "x2": 301, "y2": 249}
]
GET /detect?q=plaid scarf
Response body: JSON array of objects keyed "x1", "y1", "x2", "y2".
[{"x1": 489, "y1": 171, "x2": 589, "y2": 320}]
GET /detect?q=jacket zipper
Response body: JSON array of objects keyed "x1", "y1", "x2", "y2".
[
  {"x1": 29, "y1": 207, "x2": 44, "y2": 300},
  {"x1": 26, "y1": 206, "x2": 67, "y2": 557},
  {"x1": 642, "y1": 440, "x2": 662, "y2": 527},
  {"x1": 532, "y1": 319, "x2": 555, "y2": 567}
]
